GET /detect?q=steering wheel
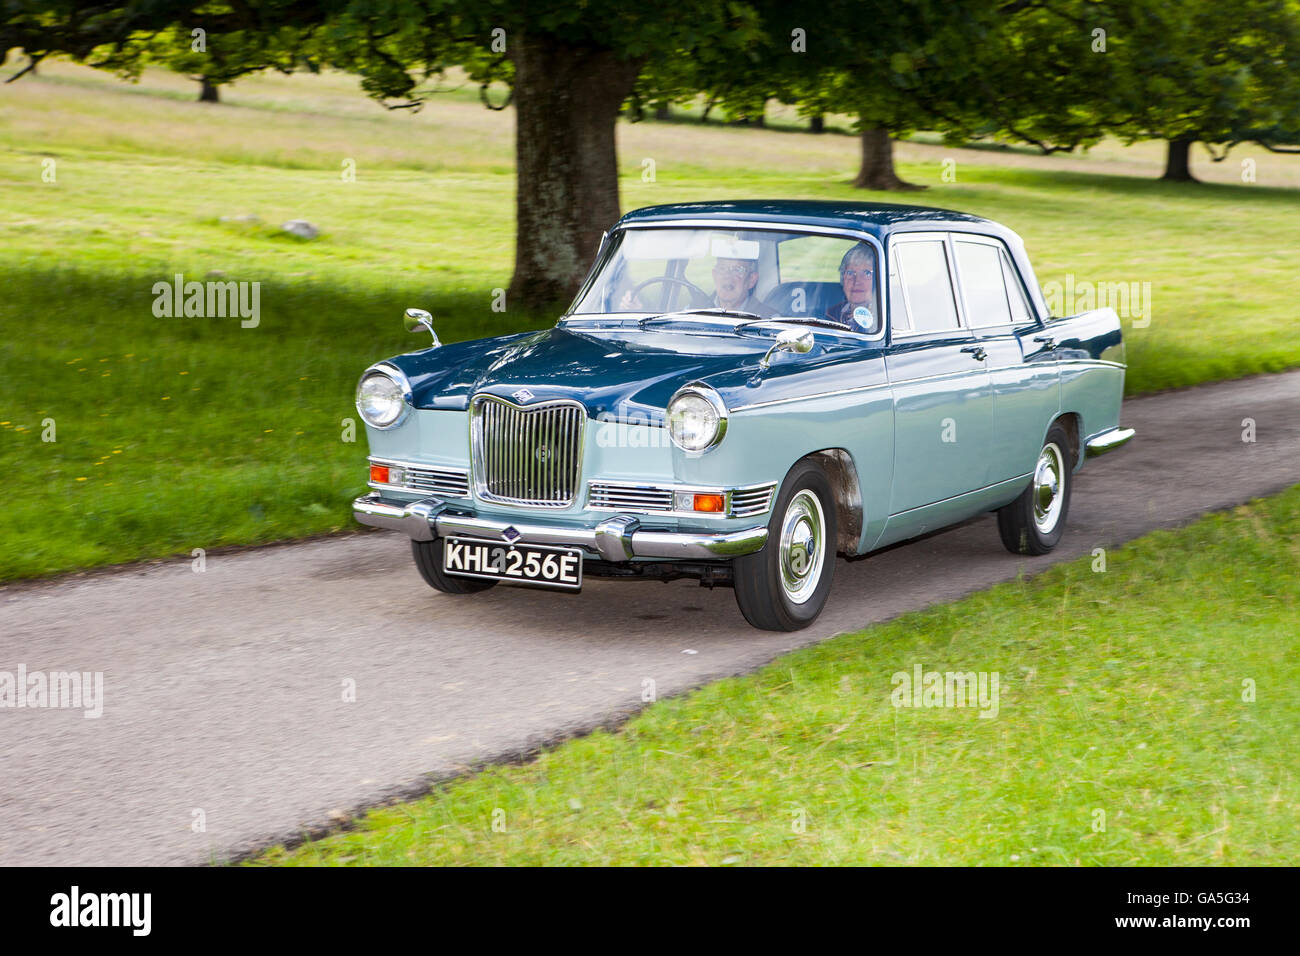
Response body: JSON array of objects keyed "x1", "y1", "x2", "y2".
[{"x1": 630, "y1": 275, "x2": 713, "y2": 312}]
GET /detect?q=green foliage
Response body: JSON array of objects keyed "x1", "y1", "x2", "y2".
[
  {"x1": 961, "y1": 0, "x2": 1300, "y2": 157},
  {"x1": 1099, "y1": 0, "x2": 1300, "y2": 155}
]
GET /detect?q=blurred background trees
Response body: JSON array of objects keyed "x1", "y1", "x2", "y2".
[{"x1": 4, "y1": 0, "x2": 1298, "y2": 303}]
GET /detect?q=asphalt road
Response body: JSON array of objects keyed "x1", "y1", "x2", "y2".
[{"x1": 3, "y1": 369, "x2": 1297, "y2": 866}]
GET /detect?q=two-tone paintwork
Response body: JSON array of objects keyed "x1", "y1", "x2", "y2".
[{"x1": 360, "y1": 201, "x2": 1126, "y2": 558}]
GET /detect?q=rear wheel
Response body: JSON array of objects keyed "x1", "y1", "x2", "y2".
[
  {"x1": 733, "y1": 459, "x2": 837, "y2": 631},
  {"x1": 997, "y1": 423, "x2": 1073, "y2": 555},
  {"x1": 411, "y1": 538, "x2": 498, "y2": 594}
]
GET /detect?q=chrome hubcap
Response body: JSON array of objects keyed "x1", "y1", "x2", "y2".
[
  {"x1": 1033, "y1": 442, "x2": 1065, "y2": 534},
  {"x1": 779, "y1": 490, "x2": 826, "y2": 604}
]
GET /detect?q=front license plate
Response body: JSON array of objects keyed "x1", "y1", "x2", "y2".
[{"x1": 442, "y1": 537, "x2": 584, "y2": 590}]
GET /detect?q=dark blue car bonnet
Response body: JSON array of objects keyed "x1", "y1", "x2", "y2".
[{"x1": 385, "y1": 324, "x2": 805, "y2": 420}]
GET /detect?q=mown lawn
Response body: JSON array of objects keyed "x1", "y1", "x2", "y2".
[
  {"x1": 3, "y1": 61, "x2": 1299, "y2": 581},
  {"x1": 256, "y1": 485, "x2": 1300, "y2": 866}
]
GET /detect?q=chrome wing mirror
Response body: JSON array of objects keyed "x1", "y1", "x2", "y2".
[
  {"x1": 759, "y1": 329, "x2": 814, "y2": 370},
  {"x1": 403, "y1": 308, "x2": 440, "y2": 349}
]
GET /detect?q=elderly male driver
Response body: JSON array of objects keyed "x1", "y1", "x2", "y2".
[
  {"x1": 824, "y1": 243, "x2": 879, "y2": 333},
  {"x1": 712, "y1": 256, "x2": 775, "y2": 317}
]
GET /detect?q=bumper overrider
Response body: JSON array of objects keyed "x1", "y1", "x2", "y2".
[{"x1": 352, "y1": 494, "x2": 769, "y2": 562}]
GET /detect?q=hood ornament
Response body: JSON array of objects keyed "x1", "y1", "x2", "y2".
[{"x1": 512, "y1": 388, "x2": 535, "y2": 403}]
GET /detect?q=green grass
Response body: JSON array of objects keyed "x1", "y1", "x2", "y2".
[
  {"x1": 255, "y1": 485, "x2": 1300, "y2": 866},
  {"x1": 3, "y1": 60, "x2": 1300, "y2": 581}
]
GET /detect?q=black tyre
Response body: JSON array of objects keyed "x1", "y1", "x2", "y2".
[
  {"x1": 733, "y1": 459, "x2": 838, "y2": 631},
  {"x1": 997, "y1": 423, "x2": 1073, "y2": 555},
  {"x1": 411, "y1": 538, "x2": 498, "y2": 594}
]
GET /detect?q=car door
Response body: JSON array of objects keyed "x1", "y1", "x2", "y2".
[
  {"x1": 949, "y1": 234, "x2": 1060, "y2": 486},
  {"x1": 884, "y1": 233, "x2": 995, "y2": 520}
]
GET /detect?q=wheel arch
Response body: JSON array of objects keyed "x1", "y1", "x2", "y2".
[
  {"x1": 1048, "y1": 412, "x2": 1082, "y2": 471},
  {"x1": 801, "y1": 448, "x2": 864, "y2": 556}
]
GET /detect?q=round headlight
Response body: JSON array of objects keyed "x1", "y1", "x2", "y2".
[
  {"x1": 667, "y1": 385, "x2": 728, "y2": 453},
  {"x1": 356, "y1": 369, "x2": 408, "y2": 429}
]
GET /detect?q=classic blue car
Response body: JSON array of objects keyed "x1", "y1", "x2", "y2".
[{"x1": 353, "y1": 201, "x2": 1133, "y2": 630}]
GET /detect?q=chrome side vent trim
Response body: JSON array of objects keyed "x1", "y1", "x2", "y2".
[
  {"x1": 403, "y1": 465, "x2": 471, "y2": 498},
  {"x1": 368, "y1": 459, "x2": 470, "y2": 499},
  {"x1": 589, "y1": 483, "x2": 675, "y2": 513},
  {"x1": 587, "y1": 480, "x2": 778, "y2": 518},
  {"x1": 730, "y1": 483, "x2": 777, "y2": 518}
]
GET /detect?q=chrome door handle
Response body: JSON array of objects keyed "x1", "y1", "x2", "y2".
[
  {"x1": 961, "y1": 346, "x2": 987, "y2": 361},
  {"x1": 1033, "y1": 335, "x2": 1056, "y2": 350}
]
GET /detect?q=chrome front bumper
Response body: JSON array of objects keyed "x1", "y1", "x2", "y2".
[{"x1": 352, "y1": 494, "x2": 769, "y2": 562}]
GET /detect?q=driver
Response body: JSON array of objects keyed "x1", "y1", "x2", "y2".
[
  {"x1": 617, "y1": 256, "x2": 776, "y2": 316},
  {"x1": 712, "y1": 257, "x2": 775, "y2": 317},
  {"x1": 824, "y1": 243, "x2": 879, "y2": 333}
]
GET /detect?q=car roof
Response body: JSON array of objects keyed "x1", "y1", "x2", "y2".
[{"x1": 615, "y1": 200, "x2": 1010, "y2": 242}]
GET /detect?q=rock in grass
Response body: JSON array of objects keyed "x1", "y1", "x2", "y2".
[{"x1": 281, "y1": 219, "x2": 319, "y2": 239}]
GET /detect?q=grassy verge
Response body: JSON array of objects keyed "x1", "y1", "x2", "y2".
[
  {"x1": 4, "y1": 61, "x2": 1300, "y2": 581},
  {"x1": 257, "y1": 486, "x2": 1300, "y2": 865}
]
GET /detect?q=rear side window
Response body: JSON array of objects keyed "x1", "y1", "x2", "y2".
[
  {"x1": 954, "y1": 240, "x2": 1012, "y2": 327},
  {"x1": 1000, "y1": 252, "x2": 1033, "y2": 323},
  {"x1": 889, "y1": 248, "x2": 909, "y2": 331},
  {"x1": 894, "y1": 240, "x2": 960, "y2": 333}
]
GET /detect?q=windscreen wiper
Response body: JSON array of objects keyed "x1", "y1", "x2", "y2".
[
  {"x1": 638, "y1": 308, "x2": 763, "y2": 328},
  {"x1": 735, "y1": 315, "x2": 854, "y2": 332},
  {"x1": 671, "y1": 308, "x2": 764, "y2": 319}
]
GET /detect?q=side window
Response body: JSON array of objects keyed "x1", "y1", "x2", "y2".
[
  {"x1": 889, "y1": 247, "x2": 909, "y2": 332},
  {"x1": 1000, "y1": 251, "x2": 1033, "y2": 323},
  {"x1": 895, "y1": 240, "x2": 960, "y2": 333},
  {"x1": 954, "y1": 240, "x2": 1012, "y2": 327}
]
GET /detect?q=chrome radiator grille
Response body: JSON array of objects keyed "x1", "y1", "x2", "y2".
[{"x1": 471, "y1": 395, "x2": 586, "y2": 507}]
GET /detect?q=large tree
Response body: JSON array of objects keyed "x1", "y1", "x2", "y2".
[
  {"x1": 3, "y1": 0, "x2": 765, "y2": 308},
  {"x1": 145, "y1": 21, "x2": 321, "y2": 102},
  {"x1": 949, "y1": 0, "x2": 1300, "y2": 180},
  {"x1": 679, "y1": 0, "x2": 1053, "y2": 191},
  {"x1": 1099, "y1": 0, "x2": 1300, "y2": 180}
]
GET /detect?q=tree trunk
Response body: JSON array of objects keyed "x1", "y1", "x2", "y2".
[
  {"x1": 852, "y1": 124, "x2": 923, "y2": 191},
  {"x1": 508, "y1": 35, "x2": 641, "y2": 310},
  {"x1": 1161, "y1": 137, "x2": 1196, "y2": 182},
  {"x1": 199, "y1": 77, "x2": 220, "y2": 103},
  {"x1": 653, "y1": 104, "x2": 670, "y2": 121},
  {"x1": 810, "y1": 113, "x2": 825, "y2": 134}
]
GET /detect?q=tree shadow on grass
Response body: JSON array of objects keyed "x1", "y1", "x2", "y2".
[
  {"x1": 0, "y1": 264, "x2": 557, "y2": 354},
  {"x1": 981, "y1": 165, "x2": 1300, "y2": 205}
]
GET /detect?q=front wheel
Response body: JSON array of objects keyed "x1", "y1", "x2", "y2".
[
  {"x1": 733, "y1": 459, "x2": 838, "y2": 631},
  {"x1": 997, "y1": 423, "x2": 1073, "y2": 555},
  {"x1": 411, "y1": 538, "x2": 498, "y2": 593}
]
